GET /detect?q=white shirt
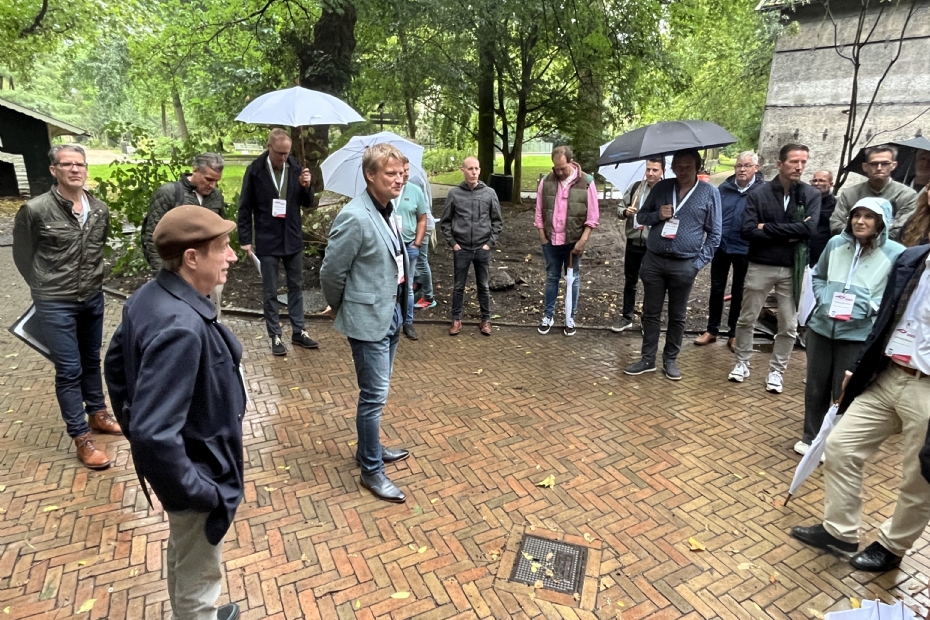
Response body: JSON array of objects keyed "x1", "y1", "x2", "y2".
[{"x1": 885, "y1": 254, "x2": 930, "y2": 373}]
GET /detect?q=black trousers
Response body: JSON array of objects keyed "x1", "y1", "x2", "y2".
[
  {"x1": 451, "y1": 248, "x2": 491, "y2": 321},
  {"x1": 622, "y1": 244, "x2": 647, "y2": 321},
  {"x1": 706, "y1": 249, "x2": 749, "y2": 337},
  {"x1": 639, "y1": 251, "x2": 699, "y2": 365}
]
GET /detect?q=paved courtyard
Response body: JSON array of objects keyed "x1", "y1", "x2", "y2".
[{"x1": 1, "y1": 245, "x2": 930, "y2": 620}]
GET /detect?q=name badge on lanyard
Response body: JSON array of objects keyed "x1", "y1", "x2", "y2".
[
  {"x1": 662, "y1": 183, "x2": 697, "y2": 239},
  {"x1": 268, "y1": 160, "x2": 287, "y2": 218},
  {"x1": 887, "y1": 323, "x2": 917, "y2": 364},
  {"x1": 830, "y1": 243, "x2": 862, "y2": 321}
]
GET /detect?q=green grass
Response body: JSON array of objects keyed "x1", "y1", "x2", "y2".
[{"x1": 430, "y1": 154, "x2": 591, "y2": 191}]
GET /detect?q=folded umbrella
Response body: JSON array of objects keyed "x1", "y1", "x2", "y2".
[
  {"x1": 564, "y1": 254, "x2": 576, "y2": 325},
  {"x1": 786, "y1": 403, "x2": 839, "y2": 505},
  {"x1": 598, "y1": 120, "x2": 737, "y2": 167}
]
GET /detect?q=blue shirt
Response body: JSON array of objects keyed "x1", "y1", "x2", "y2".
[{"x1": 637, "y1": 178, "x2": 722, "y2": 269}]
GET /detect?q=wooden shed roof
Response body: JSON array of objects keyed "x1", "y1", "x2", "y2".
[{"x1": 0, "y1": 96, "x2": 89, "y2": 138}]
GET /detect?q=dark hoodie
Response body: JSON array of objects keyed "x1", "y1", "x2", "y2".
[{"x1": 439, "y1": 180, "x2": 503, "y2": 250}]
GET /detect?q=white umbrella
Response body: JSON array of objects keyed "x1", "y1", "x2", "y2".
[
  {"x1": 235, "y1": 86, "x2": 364, "y2": 126},
  {"x1": 597, "y1": 144, "x2": 673, "y2": 194},
  {"x1": 564, "y1": 254, "x2": 576, "y2": 325},
  {"x1": 322, "y1": 132, "x2": 426, "y2": 198},
  {"x1": 786, "y1": 403, "x2": 840, "y2": 504}
]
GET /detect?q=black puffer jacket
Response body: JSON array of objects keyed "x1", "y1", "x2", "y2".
[{"x1": 13, "y1": 187, "x2": 109, "y2": 301}]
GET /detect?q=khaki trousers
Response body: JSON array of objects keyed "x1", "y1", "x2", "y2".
[
  {"x1": 822, "y1": 365, "x2": 930, "y2": 556},
  {"x1": 733, "y1": 264, "x2": 797, "y2": 372},
  {"x1": 166, "y1": 511, "x2": 224, "y2": 620}
]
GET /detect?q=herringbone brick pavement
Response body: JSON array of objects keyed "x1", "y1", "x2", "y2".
[{"x1": 1, "y1": 246, "x2": 929, "y2": 619}]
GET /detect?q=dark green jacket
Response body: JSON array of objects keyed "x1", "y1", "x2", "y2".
[
  {"x1": 13, "y1": 187, "x2": 109, "y2": 301},
  {"x1": 540, "y1": 171, "x2": 590, "y2": 245},
  {"x1": 142, "y1": 174, "x2": 226, "y2": 268}
]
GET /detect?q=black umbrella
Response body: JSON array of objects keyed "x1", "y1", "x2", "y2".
[
  {"x1": 842, "y1": 136, "x2": 930, "y2": 182},
  {"x1": 597, "y1": 120, "x2": 738, "y2": 167}
]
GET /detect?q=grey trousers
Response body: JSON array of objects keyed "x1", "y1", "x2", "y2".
[
  {"x1": 734, "y1": 263, "x2": 798, "y2": 372},
  {"x1": 258, "y1": 252, "x2": 305, "y2": 337},
  {"x1": 166, "y1": 511, "x2": 224, "y2": 620},
  {"x1": 802, "y1": 329, "x2": 862, "y2": 443},
  {"x1": 638, "y1": 251, "x2": 699, "y2": 365}
]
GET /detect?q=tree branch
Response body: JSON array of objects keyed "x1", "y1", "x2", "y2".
[{"x1": 20, "y1": 0, "x2": 49, "y2": 37}]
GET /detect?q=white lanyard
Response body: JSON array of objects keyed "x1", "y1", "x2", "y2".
[
  {"x1": 671, "y1": 182, "x2": 698, "y2": 216},
  {"x1": 783, "y1": 195, "x2": 790, "y2": 212},
  {"x1": 267, "y1": 159, "x2": 287, "y2": 197},
  {"x1": 843, "y1": 243, "x2": 862, "y2": 291}
]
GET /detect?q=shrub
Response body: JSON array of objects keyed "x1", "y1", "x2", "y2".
[{"x1": 422, "y1": 148, "x2": 470, "y2": 174}]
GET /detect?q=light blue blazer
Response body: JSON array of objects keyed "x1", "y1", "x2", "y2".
[{"x1": 320, "y1": 192, "x2": 410, "y2": 342}]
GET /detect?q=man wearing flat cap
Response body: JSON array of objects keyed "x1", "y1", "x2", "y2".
[{"x1": 105, "y1": 205, "x2": 245, "y2": 620}]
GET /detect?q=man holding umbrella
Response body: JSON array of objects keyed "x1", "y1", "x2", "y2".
[
  {"x1": 624, "y1": 148, "x2": 721, "y2": 380},
  {"x1": 791, "y1": 242, "x2": 930, "y2": 573},
  {"x1": 238, "y1": 128, "x2": 318, "y2": 356}
]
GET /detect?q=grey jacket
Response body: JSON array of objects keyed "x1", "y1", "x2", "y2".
[
  {"x1": 320, "y1": 192, "x2": 411, "y2": 342},
  {"x1": 13, "y1": 187, "x2": 109, "y2": 301},
  {"x1": 142, "y1": 174, "x2": 226, "y2": 269},
  {"x1": 831, "y1": 179, "x2": 917, "y2": 241},
  {"x1": 439, "y1": 181, "x2": 503, "y2": 250}
]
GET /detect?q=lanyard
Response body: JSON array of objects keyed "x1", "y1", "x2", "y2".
[
  {"x1": 267, "y1": 159, "x2": 287, "y2": 197},
  {"x1": 783, "y1": 195, "x2": 790, "y2": 212},
  {"x1": 843, "y1": 243, "x2": 863, "y2": 291},
  {"x1": 671, "y1": 182, "x2": 698, "y2": 216}
]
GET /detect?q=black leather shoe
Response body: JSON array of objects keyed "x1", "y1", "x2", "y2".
[
  {"x1": 850, "y1": 542, "x2": 902, "y2": 572},
  {"x1": 790, "y1": 524, "x2": 858, "y2": 553},
  {"x1": 360, "y1": 473, "x2": 406, "y2": 503},
  {"x1": 355, "y1": 447, "x2": 410, "y2": 465},
  {"x1": 216, "y1": 603, "x2": 240, "y2": 620},
  {"x1": 403, "y1": 324, "x2": 419, "y2": 340}
]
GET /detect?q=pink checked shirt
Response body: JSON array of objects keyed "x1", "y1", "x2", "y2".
[{"x1": 534, "y1": 163, "x2": 600, "y2": 246}]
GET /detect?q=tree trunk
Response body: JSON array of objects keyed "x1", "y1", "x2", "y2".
[
  {"x1": 476, "y1": 31, "x2": 496, "y2": 182},
  {"x1": 572, "y1": 67, "x2": 603, "y2": 175},
  {"x1": 404, "y1": 96, "x2": 417, "y2": 139},
  {"x1": 171, "y1": 86, "x2": 189, "y2": 141},
  {"x1": 161, "y1": 101, "x2": 168, "y2": 137}
]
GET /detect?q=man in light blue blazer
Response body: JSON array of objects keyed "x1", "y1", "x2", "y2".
[{"x1": 320, "y1": 143, "x2": 411, "y2": 503}]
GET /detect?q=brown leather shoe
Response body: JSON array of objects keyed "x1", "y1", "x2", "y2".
[
  {"x1": 88, "y1": 410, "x2": 123, "y2": 435},
  {"x1": 727, "y1": 337, "x2": 736, "y2": 352},
  {"x1": 694, "y1": 332, "x2": 717, "y2": 346},
  {"x1": 449, "y1": 320, "x2": 462, "y2": 336},
  {"x1": 480, "y1": 320, "x2": 491, "y2": 336},
  {"x1": 74, "y1": 433, "x2": 111, "y2": 470}
]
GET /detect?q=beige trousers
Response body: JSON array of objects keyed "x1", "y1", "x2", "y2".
[
  {"x1": 733, "y1": 264, "x2": 797, "y2": 372},
  {"x1": 166, "y1": 510, "x2": 225, "y2": 620},
  {"x1": 823, "y1": 365, "x2": 930, "y2": 555}
]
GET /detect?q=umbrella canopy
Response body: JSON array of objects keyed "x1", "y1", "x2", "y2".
[
  {"x1": 235, "y1": 86, "x2": 364, "y2": 127},
  {"x1": 598, "y1": 120, "x2": 737, "y2": 167},
  {"x1": 786, "y1": 403, "x2": 839, "y2": 503},
  {"x1": 322, "y1": 132, "x2": 428, "y2": 199},
  {"x1": 842, "y1": 136, "x2": 930, "y2": 182},
  {"x1": 597, "y1": 145, "x2": 674, "y2": 192}
]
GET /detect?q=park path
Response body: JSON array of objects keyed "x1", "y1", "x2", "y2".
[{"x1": 0, "y1": 244, "x2": 928, "y2": 620}]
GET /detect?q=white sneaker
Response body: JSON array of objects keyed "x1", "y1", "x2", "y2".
[
  {"x1": 537, "y1": 315, "x2": 554, "y2": 335},
  {"x1": 766, "y1": 370, "x2": 784, "y2": 394},
  {"x1": 793, "y1": 441, "x2": 810, "y2": 456},
  {"x1": 728, "y1": 361, "x2": 750, "y2": 383}
]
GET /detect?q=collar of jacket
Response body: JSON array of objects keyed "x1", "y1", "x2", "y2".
[
  {"x1": 50, "y1": 184, "x2": 101, "y2": 212},
  {"x1": 180, "y1": 173, "x2": 196, "y2": 192},
  {"x1": 458, "y1": 180, "x2": 487, "y2": 191},
  {"x1": 155, "y1": 269, "x2": 217, "y2": 321},
  {"x1": 255, "y1": 150, "x2": 299, "y2": 173}
]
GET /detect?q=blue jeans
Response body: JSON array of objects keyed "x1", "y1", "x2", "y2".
[
  {"x1": 33, "y1": 292, "x2": 106, "y2": 438},
  {"x1": 259, "y1": 252, "x2": 305, "y2": 337},
  {"x1": 542, "y1": 242, "x2": 581, "y2": 321},
  {"x1": 414, "y1": 242, "x2": 433, "y2": 300},
  {"x1": 348, "y1": 303, "x2": 402, "y2": 476},
  {"x1": 405, "y1": 244, "x2": 419, "y2": 325}
]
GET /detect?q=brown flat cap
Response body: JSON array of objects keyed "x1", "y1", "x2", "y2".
[{"x1": 154, "y1": 205, "x2": 236, "y2": 260}]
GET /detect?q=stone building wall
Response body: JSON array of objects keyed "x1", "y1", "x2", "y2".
[{"x1": 757, "y1": 0, "x2": 930, "y2": 185}]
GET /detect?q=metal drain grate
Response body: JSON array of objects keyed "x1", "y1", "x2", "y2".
[{"x1": 509, "y1": 534, "x2": 587, "y2": 595}]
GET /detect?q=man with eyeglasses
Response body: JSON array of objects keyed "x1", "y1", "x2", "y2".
[
  {"x1": 831, "y1": 145, "x2": 918, "y2": 241},
  {"x1": 238, "y1": 128, "x2": 318, "y2": 356},
  {"x1": 12, "y1": 144, "x2": 122, "y2": 470}
]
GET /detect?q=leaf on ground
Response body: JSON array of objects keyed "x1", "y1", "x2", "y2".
[
  {"x1": 77, "y1": 599, "x2": 96, "y2": 613},
  {"x1": 289, "y1": 386, "x2": 299, "y2": 391},
  {"x1": 487, "y1": 549, "x2": 500, "y2": 561},
  {"x1": 534, "y1": 580, "x2": 544, "y2": 589},
  {"x1": 0, "y1": 485, "x2": 5, "y2": 492},
  {"x1": 536, "y1": 474, "x2": 555, "y2": 488},
  {"x1": 300, "y1": 554, "x2": 308, "y2": 561},
  {"x1": 474, "y1": 369, "x2": 483, "y2": 375},
  {"x1": 531, "y1": 562, "x2": 541, "y2": 573},
  {"x1": 807, "y1": 609, "x2": 824, "y2": 619},
  {"x1": 546, "y1": 551, "x2": 554, "y2": 561},
  {"x1": 737, "y1": 562, "x2": 757, "y2": 571},
  {"x1": 390, "y1": 591, "x2": 410, "y2": 599},
  {"x1": 522, "y1": 552, "x2": 534, "y2": 561},
  {"x1": 408, "y1": 544, "x2": 417, "y2": 551},
  {"x1": 129, "y1": 568, "x2": 138, "y2": 577},
  {"x1": 850, "y1": 598, "x2": 861, "y2": 609},
  {"x1": 347, "y1": 441, "x2": 357, "y2": 446},
  {"x1": 3, "y1": 607, "x2": 9, "y2": 614},
  {"x1": 355, "y1": 600, "x2": 361, "y2": 609},
  {"x1": 42, "y1": 506, "x2": 58, "y2": 512},
  {"x1": 263, "y1": 487, "x2": 275, "y2": 492},
  {"x1": 583, "y1": 532, "x2": 594, "y2": 543},
  {"x1": 430, "y1": 498, "x2": 439, "y2": 504},
  {"x1": 277, "y1": 466, "x2": 290, "y2": 470},
  {"x1": 769, "y1": 572, "x2": 778, "y2": 583},
  {"x1": 573, "y1": 592, "x2": 580, "y2": 601},
  {"x1": 417, "y1": 546, "x2": 427, "y2": 554},
  {"x1": 688, "y1": 537, "x2": 706, "y2": 552}
]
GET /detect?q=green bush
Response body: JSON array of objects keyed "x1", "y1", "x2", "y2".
[{"x1": 422, "y1": 148, "x2": 470, "y2": 174}]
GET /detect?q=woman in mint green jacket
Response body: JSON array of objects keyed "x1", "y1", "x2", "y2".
[{"x1": 795, "y1": 197, "x2": 905, "y2": 455}]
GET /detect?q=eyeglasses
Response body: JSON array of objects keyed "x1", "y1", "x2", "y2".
[
  {"x1": 865, "y1": 161, "x2": 894, "y2": 168},
  {"x1": 734, "y1": 164, "x2": 756, "y2": 170},
  {"x1": 56, "y1": 162, "x2": 88, "y2": 169}
]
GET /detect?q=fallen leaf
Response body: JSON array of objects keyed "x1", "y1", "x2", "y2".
[
  {"x1": 42, "y1": 506, "x2": 58, "y2": 512},
  {"x1": 77, "y1": 599, "x2": 96, "y2": 613},
  {"x1": 583, "y1": 532, "x2": 594, "y2": 543},
  {"x1": 390, "y1": 591, "x2": 410, "y2": 599},
  {"x1": 850, "y1": 598, "x2": 861, "y2": 609},
  {"x1": 522, "y1": 552, "x2": 533, "y2": 561},
  {"x1": 573, "y1": 592, "x2": 580, "y2": 601},
  {"x1": 617, "y1": 601, "x2": 625, "y2": 607},
  {"x1": 688, "y1": 537, "x2": 706, "y2": 552},
  {"x1": 417, "y1": 546, "x2": 427, "y2": 554},
  {"x1": 769, "y1": 572, "x2": 778, "y2": 584},
  {"x1": 533, "y1": 580, "x2": 543, "y2": 589},
  {"x1": 474, "y1": 369, "x2": 483, "y2": 375},
  {"x1": 129, "y1": 568, "x2": 138, "y2": 577},
  {"x1": 758, "y1": 471, "x2": 766, "y2": 476},
  {"x1": 355, "y1": 600, "x2": 361, "y2": 609},
  {"x1": 536, "y1": 474, "x2": 555, "y2": 488},
  {"x1": 2, "y1": 607, "x2": 8, "y2": 614},
  {"x1": 300, "y1": 554, "x2": 308, "y2": 561},
  {"x1": 78, "y1": 560, "x2": 86, "y2": 566},
  {"x1": 290, "y1": 386, "x2": 300, "y2": 390},
  {"x1": 807, "y1": 609, "x2": 824, "y2": 620},
  {"x1": 0, "y1": 485, "x2": 5, "y2": 492},
  {"x1": 263, "y1": 487, "x2": 276, "y2": 492},
  {"x1": 348, "y1": 441, "x2": 357, "y2": 446},
  {"x1": 408, "y1": 544, "x2": 417, "y2": 551},
  {"x1": 737, "y1": 562, "x2": 757, "y2": 571},
  {"x1": 546, "y1": 551, "x2": 553, "y2": 561},
  {"x1": 545, "y1": 568, "x2": 554, "y2": 577},
  {"x1": 430, "y1": 498, "x2": 439, "y2": 504},
  {"x1": 5, "y1": 353, "x2": 17, "y2": 358}
]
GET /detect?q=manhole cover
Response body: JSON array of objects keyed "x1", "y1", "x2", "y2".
[{"x1": 510, "y1": 535, "x2": 587, "y2": 595}]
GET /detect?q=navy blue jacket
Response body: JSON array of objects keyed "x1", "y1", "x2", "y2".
[
  {"x1": 717, "y1": 172, "x2": 763, "y2": 255},
  {"x1": 238, "y1": 152, "x2": 313, "y2": 256},
  {"x1": 741, "y1": 179, "x2": 821, "y2": 267},
  {"x1": 105, "y1": 270, "x2": 246, "y2": 545}
]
